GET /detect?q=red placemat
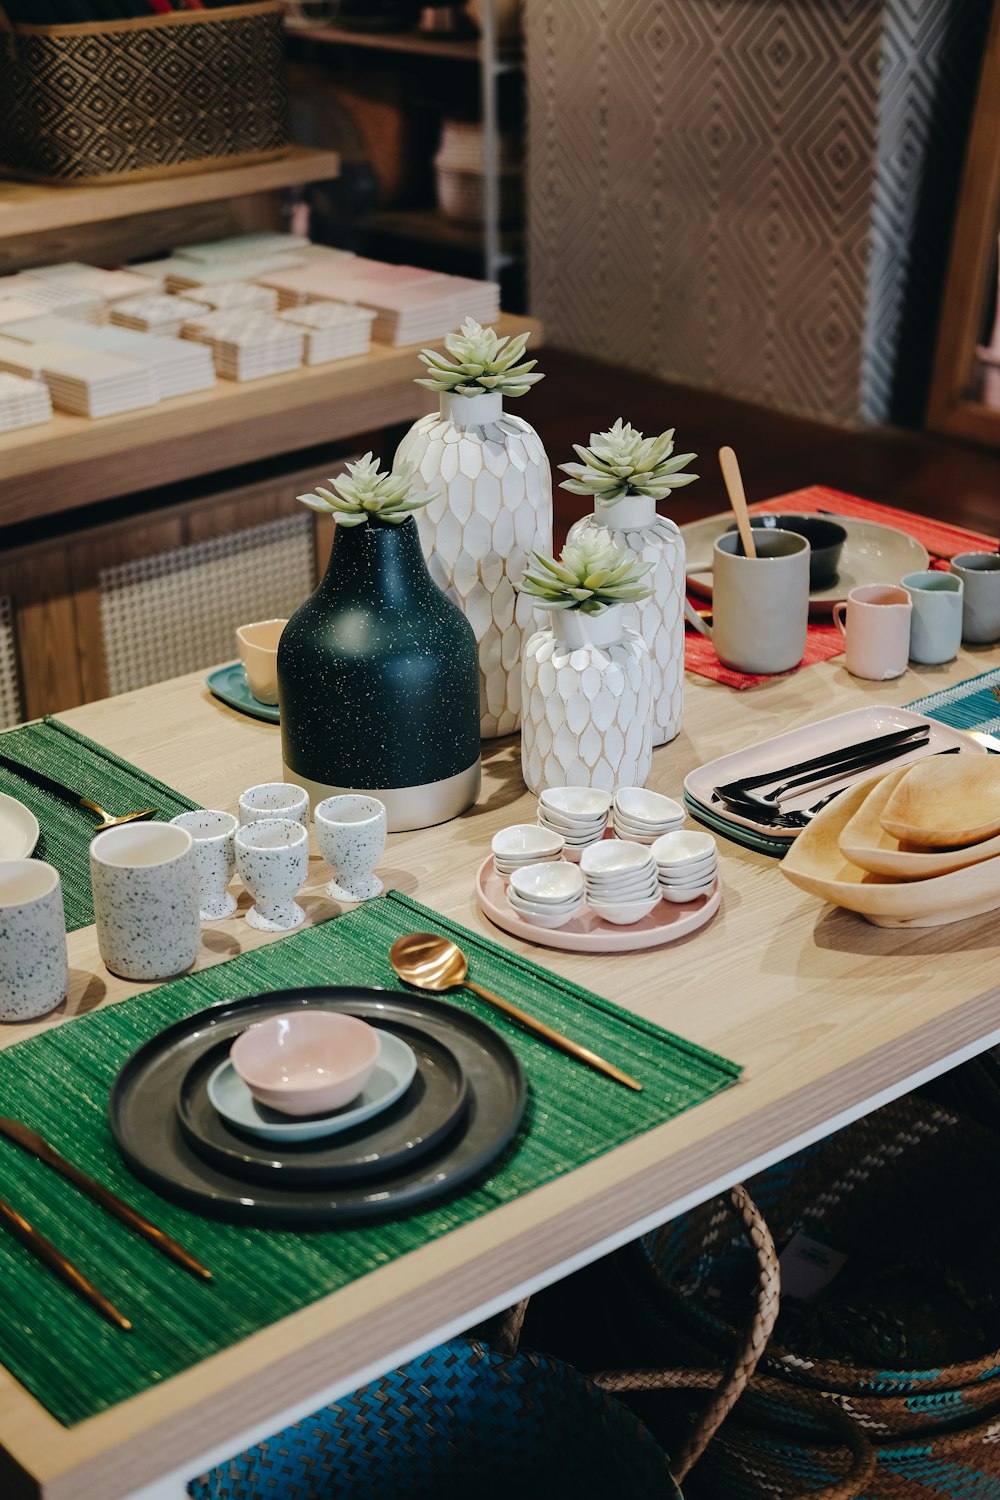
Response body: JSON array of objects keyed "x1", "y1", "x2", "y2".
[{"x1": 684, "y1": 486, "x2": 998, "y2": 690}]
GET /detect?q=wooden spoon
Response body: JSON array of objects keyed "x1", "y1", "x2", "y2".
[
  {"x1": 718, "y1": 446, "x2": 757, "y2": 559},
  {"x1": 879, "y1": 756, "x2": 1000, "y2": 847}
]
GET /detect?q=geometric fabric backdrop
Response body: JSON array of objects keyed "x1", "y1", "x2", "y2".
[{"x1": 525, "y1": 0, "x2": 991, "y2": 426}]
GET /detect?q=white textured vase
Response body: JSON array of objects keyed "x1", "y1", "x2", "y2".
[
  {"x1": 395, "y1": 388, "x2": 552, "y2": 738},
  {"x1": 520, "y1": 604, "x2": 653, "y2": 795},
  {"x1": 567, "y1": 492, "x2": 684, "y2": 746}
]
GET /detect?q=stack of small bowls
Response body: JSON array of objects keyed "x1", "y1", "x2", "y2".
[
  {"x1": 492, "y1": 823, "x2": 565, "y2": 879},
  {"x1": 579, "y1": 840, "x2": 661, "y2": 925},
  {"x1": 651, "y1": 830, "x2": 718, "y2": 903},
  {"x1": 506, "y1": 861, "x2": 585, "y2": 929},
  {"x1": 537, "y1": 787, "x2": 613, "y2": 858},
  {"x1": 612, "y1": 787, "x2": 685, "y2": 844}
]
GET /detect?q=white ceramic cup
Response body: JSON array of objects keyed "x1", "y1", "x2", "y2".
[
  {"x1": 950, "y1": 552, "x2": 1000, "y2": 644},
  {"x1": 238, "y1": 781, "x2": 309, "y2": 827},
  {"x1": 236, "y1": 619, "x2": 287, "y2": 706},
  {"x1": 832, "y1": 583, "x2": 912, "y2": 680},
  {"x1": 902, "y1": 570, "x2": 964, "y2": 665},
  {"x1": 709, "y1": 530, "x2": 811, "y2": 673},
  {"x1": 0, "y1": 860, "x2": 68, "y2": 1022},
  {"x1": 90, "y1": 823, "x2": 200, "y2": 981},
  {"x1": 314, "y1": 795, "x2": 387, "y2": 902},
  {"x1": 235, "y1": 816, "x2": 309, "y2": 931},
  {"x1": 169, "y1": 810, "x2": 238, "y2": 920}
]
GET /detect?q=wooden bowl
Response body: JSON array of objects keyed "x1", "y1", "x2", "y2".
[
  {"x1": 879, "y1": 756, "x2": 1000, "y2": 847},
  {"x1": 838, "y1": 767, "x2": 1000, "y2": 879}
]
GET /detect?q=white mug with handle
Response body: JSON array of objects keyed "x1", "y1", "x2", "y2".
[{"x1": 832, "y1": 583, "x2": 912, "y2": 680}]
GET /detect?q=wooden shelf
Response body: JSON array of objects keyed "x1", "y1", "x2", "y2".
[
  {"x1": 291, "y1": 22, "x2": 521, "y2": 67},
  {"x1": 0, "y1": 147, "x2": 342, "y2": 244},
  {"x1": 368, "y1": 208, "x2": 523, "y2": 263},
  {"x1": 0, "y1": 313, "x2": 539, "y2": 527}
]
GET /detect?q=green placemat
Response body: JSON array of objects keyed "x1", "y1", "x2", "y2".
[
  {"x1": 0, "y1": 891, "x2": 740, "y2": 1427},
  {"x1": 907, "y1": 666, "x2": 1000, "y2": 736},
  {"x1": 0, "y1": 717, "x2": 199, "y2": 930}
]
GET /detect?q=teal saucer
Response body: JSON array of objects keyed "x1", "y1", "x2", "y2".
[{"x1": 206, "y1": 662, "x2": 280, "y2": 724}]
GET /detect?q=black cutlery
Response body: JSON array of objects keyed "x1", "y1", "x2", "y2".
[
  {"x1": 0, "y1": 753, "x2": 156, "y2": 831},
  {"x1": 711, "y1": 724, "x2": 931, "y2": 809},
  {"x1": 720, "y1": 747, "x2": 962, "y2": 827}
]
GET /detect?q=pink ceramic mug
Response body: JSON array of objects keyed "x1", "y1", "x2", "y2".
[{"x1": 833, "y1": 584, "x2": 912, "y2": 680}]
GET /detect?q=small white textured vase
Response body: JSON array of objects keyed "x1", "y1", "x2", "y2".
[
  {"x1": 395, "y1": 388, "x2": 552, "y2": 738},
  {"x1": 567, "y1": 492, "x2": 684, "y2": 746},
  {"x1": 520, "y1": 604, "x2": 653, "y2": 794}
]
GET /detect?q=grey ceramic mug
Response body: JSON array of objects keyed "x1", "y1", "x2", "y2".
[
  {"x1": 710, "y1": 529, "x2": 811, "y2": 674},
  {"x1": 902, "y1": 570, "x2": 964, "y2": 665},
  {"x1": 950, "y1": 552, "x2": 1000, "y2": 644}
]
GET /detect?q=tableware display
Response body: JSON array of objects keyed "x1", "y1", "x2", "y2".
[
  {"x1": 235, "y1": 818, "x2": 308, "y2": 932},
  {"x1": 837, "y1": 766, "x2": 1000, "y2": 879},
  {"x1": 235, "y1": 619, "x2": 287, "y2": 706},
  {"x1": 109, "y1": 987, "x2": 526, "y2": 1226},
  {"x1": 205, "y1": 1028, "x2": 421, "y2": 1143},
  {"x1": 206, "y1": 662, "x2": 280, "y2": 724},
  {"x1": 238, "y1": 782, "x2": 309, "y2": 828},
  {"x1": 723, "y1": 513, "x2": 847, "y2": 588},
  {"x1": 0, "y1": 860, "x2": 67, "y2": 1022},
  {"x1": 950, "y1": 552, "x2": 1000, "y2": 644},
  {"x1": 611, "y1": 787, "x2": 685, "y2": 842},
  {"x1": 314, "y1": 795, "x2": 387, "y2": 903},
  {"x1": 878, "y1": 756, "x2": 1000, "y2": 847},
  {"x1": 832, "y1": 584, "x2": 912, "y2": 680},
  {"x1": 90, "y1": 823, "x2": 200, "y2": 982},
  {"x1": 169, "y1": 810, "x2": 238, "y2": 921},
  {"x1": 231, "y1": 1010, "x2": 382, "y2": 1116},
  {"x1": 0, "y1": 794, "x2": 39, "y2": 861},
  {"x1": 683, "y1": 511, "x2": 930, "y2": 615},
  {"x1": 901, "y1": 570, "x2": 963, "y2": 665},
  {"x1": 477, "y1": 855, "x2": 721, "y2": 953},
  {"x1": 706, "y1": 529, "x2": 810, "y2": 674},
  {"x1": 491, "y1": 823, "x2": 564, "y2": 876}
]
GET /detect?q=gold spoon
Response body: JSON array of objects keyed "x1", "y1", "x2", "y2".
[{"x1": 389, "y1": 933, "x2": 642, "y2": 1092}]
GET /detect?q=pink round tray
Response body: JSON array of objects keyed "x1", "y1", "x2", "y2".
[{"x1": 475, "y1": 856, "x2": 721, "y2": 954}]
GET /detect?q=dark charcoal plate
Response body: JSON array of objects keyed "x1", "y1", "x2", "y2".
[
  {"x1": 177, "y1": 1017, "x2": 469, "y2": 1186},
  {"x1": 108, "y1": 986, "x2": 527, "y2": 1227}
]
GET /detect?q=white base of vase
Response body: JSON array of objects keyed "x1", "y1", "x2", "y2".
[{"x1": 284, "y1": 760, "x2": 482, "y2": 833}]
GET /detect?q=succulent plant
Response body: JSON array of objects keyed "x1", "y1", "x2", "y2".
[
  {"x1": 415, "y1": 317, "x2": 544, "y2": 398},
  {"x1": 559, "y1": 418, "x2": 698, "y2": 505},
  {"x1": 516, "y1": 531, "x2": 653, "y2": 615},
  {"x1": 298, "y1": 452, "x2": 436, "y2": 528}
]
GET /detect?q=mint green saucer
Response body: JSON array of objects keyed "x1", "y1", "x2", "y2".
[{"x1": 206, "y1": 662, "x2": 279, "y2": 724}]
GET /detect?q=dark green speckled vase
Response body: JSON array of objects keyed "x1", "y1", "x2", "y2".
[{"x1": 277, "y1": 516, "x2": 481, "y2": 831}]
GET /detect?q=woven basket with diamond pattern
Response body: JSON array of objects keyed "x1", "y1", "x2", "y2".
[{"x1": 0, "y1": 2, "x2": 290, "y2": 184}]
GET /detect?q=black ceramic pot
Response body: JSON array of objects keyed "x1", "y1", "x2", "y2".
[{"x1": 278, "y1": 517, "x2": 481, "y2": 831}]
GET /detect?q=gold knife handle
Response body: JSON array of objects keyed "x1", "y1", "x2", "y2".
[
  {"x1": 49, "y1": 1156, "x2": 212, "y2": 1282},
  {"x1": 0, "y1": 1199, "x2": 132, "y2": 1332},
  {"x1": 462, "y1": 981, "x2": 643, "y2": 1092}
]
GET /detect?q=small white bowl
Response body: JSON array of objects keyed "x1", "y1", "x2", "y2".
[
  {"x1": 492, "y1": 824, "x2": 564, "y2": 861},
  {"x1": 584, "y1": 865, "x2": 658, "y2": 890},
  {"x1": 540, "y1": 786, "x2": 613, "y2": 819},
  {"x1": 580, "y1": 839, "x2": 656, "y2": 878},
  {"x1": 536, "y1": 806, "x2": 608, "y2": 835},
  {"x1": 508, "y1": 888, "x2": 583, "y2": 917},
  {"x1": 613, "y1": 810, "x2": 684, "y2": 833},
  {"x1": 587, "y1": 893, "x2": 662, "y2": 925},
  {"x1": 509, "y1": 860, "x2": 584, "y2": 905},
  {"x1": 652, "y1": 829, "x2": 717, "y2": 866},
  {"x1": 506, "y1": 889, "x2": 582, "y2": 929},
  {"x1": 662, "y1": 878, "x2": 717, "y2": 904},
  {"x1": 613, "y1": 787, "x2": 684, "y2": 824},
  {"x1": 658, "y1": 852, "x2": 718, "y2": 879}
]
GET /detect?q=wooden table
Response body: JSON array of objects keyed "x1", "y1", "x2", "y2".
[{"x1": 3, "y1": 647, "x2": 1000, "y2": 1499}]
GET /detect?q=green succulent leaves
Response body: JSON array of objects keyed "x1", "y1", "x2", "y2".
[
  {"x1": 415, "y1": 318, "x2": 544, "y2": 398},
  {"x1": 559, "y1": 417, "x2": 698, "y2": 505},
  {"x1": 516, "y1": 531, "x2": 653, "y2": 615},
  {"x1": 298, "y1": 452, "x2": 436, "y2": 528}
]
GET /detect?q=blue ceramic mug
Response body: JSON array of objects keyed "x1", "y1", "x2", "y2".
[{"x1": 901, "y1": 570, "x2": 964, "y2": 665}]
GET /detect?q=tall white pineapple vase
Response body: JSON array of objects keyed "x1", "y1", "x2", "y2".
[
  {"x1": 395, "y1": 389, "x2": 552, "y2": 738},
  {"x1": 521, "y1": 605, "x2": 654, "y2": 794},
  {"x1": 567, "y1": 493, "x2": 685, "y2": 747}
]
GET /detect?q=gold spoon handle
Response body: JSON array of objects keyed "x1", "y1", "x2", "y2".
[
  {"x1": 463, "y1": 981, "x2": 642, "y2": 1092},
  {"x1": 0, "y1": 1198, "x2": 132, "y2": 1332}
]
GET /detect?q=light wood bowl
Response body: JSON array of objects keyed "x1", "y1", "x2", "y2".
[
  {"x1": 781, "y1": 779, "x2": 1000, "y2": 927},
  {"x1": 879, "y1": 756, "x2": 1000, "y2": 847},
  {"x1": 838, "y1": 767, "x2": 1000, "y2": 879}
]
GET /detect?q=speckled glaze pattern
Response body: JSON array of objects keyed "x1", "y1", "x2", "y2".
[
  {"x1": 0, "y1": 860, "x2": 68, "y2": 1022},
  {"x1": 169, "y1": 810, "x2": 238, "y2": 921},
  {"x1": 238, "y1": 782, "x2": 309, "y2": 827},
  {"x1": 277, "y1": 515, "x2": 481, "y2": 833},
  {"x1": 567, "y1": 505, "x2": 685, "y2": 746},
  {"x1": 90, "y1": 824, "x2": 201, "y2": 982},
  {"x1": 314, "y1": 795, "x2": 387, "y2": 902},
  {"x1": 395, "y1": 389, "x2": 553, "y2": 738},
  {"x1": 235, "y1": 816, "x2": 308, "y2": 932},
  {"x1": 521, "y1": 609, "x2": 654, "y2": 795}
]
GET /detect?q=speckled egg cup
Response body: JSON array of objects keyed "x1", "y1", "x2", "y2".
[
  {"x1": 169, "y1": 809, "x2": 238, "y2": 921},
  {"x1": 90, "y1": 823, "x2": 201, "y2": 982},
  {"x1": 238, "y1": 781, "x2": 309, "y2": 828},
  {"x1": 314, "y1": 795, "x2": 387, "y2": 903},
  {"x1": 235, "y1": 816, "x2": 309, "y2": 932},
  {"x1": 0, "y1": 859, "x2": 68, "y2": 1022}
]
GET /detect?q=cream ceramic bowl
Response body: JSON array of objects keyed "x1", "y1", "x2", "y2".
[
  {"x1": 505, "y1": 889, "x2": 581, "y2": 928},
  {"x1": 540, "y1": 786, "x2": 613, "y2": 820},
  {"x1": 580, "y1": 840, "x2": 655, "y2": 878},
  {"x1": 509, "y1": 861, "x2": 584, "y2": 905},
  {"x1": 492, "y1": 824, "x2": 565, "y2": 862},
  {"x1": 230, "y1": 1011, "x2": 381, "y2": 1116},
  {"x1": 587, "y1": 893, "x2": 662, "y2": 925},
  {"x1": 651, "y1": 830, "x2": 717, "y2": 866},
  {"x1": 613, "y1": 787, "x2": 684, "y2": 825}
]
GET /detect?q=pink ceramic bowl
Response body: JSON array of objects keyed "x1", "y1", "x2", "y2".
[{"x1": 229, "y1": 1011, "x2": 382, "y2": 1116}]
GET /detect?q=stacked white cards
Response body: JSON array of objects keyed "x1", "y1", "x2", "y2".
[
  {"x1": 173, "y1": 232, "x2": 312, "y2": 262},
  {"x1": 0, "y1": 273, "x2": 104, "y2": 322},
  {"x1": 132, "y1": 253, "x2": 307, "y2": 295},
  {"x1": 183, "y1": 282, "x2": 279, "y2": 313},
  {"x1": 23, "y1": 261, "x2": 163, "y2": 304},
  {"x1": 278, "y1": 303, "x2": 375, "y2": 364},
  {"x1": 0, "y1": 297, "x2": 54, "y2": 327},
  {"x1": 182, "y1": 310, "x2": 304, "y2": 380},
  {"x1": 0, "y1": 316, "x2": 215, "y2": 400},
  {"x1": 0, "y1": 338, "x2": 157, "y2": 416},
  {"x1": 0, "y1": 371, "x2": 52, "y2": 432},
  {"x1": 110, "y1": 294, "x2": 213, "y2": 337}
]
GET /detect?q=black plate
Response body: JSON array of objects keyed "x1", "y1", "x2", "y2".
[
  {"x1": 108, "y1": 987, "x2": 527, "y2": 1227},
  {"x1": 177, "y1": 1017, "x2": 470, "y2": 1186}
]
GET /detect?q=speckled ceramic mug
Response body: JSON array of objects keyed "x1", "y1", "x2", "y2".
[
  {"x1": 314, "y1": 795, "x2": 387, "y2": 902},
  {"x1": 0, "y1": 860, "x2": 68, "y2": 1022},
  {"x1": 235, "y1": 816, "x2": 309, "y2": 932},
  {"x1": 90, "y1": 823, "x2": 201, "y2": 982},
  {"x1": 238, "y1": 782, "x2": 309, "y2": 828},
  {"x1": 169, "y1": 810, "x2": 238, "y2": 921}
]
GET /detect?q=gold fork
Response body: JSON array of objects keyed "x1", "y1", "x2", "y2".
[{"x1": 0, "y1": 755, "x2": 156, "y2": 831}]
